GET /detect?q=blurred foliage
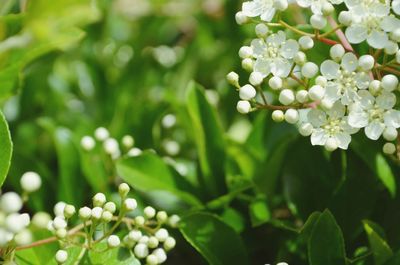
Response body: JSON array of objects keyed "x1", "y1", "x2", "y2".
[{"x1": 1, "y1": 0, "x2": 400, "y2": 264}]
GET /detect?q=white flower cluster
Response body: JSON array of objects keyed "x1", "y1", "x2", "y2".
[
  {"x1": 81, "y1": 127, "x2": 142, "y2": 158},
  {"x1": 50, "y1": 183, "x2": 179, "y2": 265},
  {"x1": 0, "y1": 172, "x2": 42, "y2": 247},
  {"x1": 229, "y1": 0, "x2": 400, "y2": 154}
]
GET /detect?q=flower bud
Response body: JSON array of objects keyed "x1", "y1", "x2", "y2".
[
  {"x1": 123, "y1": 198, "x2": 137, "y2": 211},
  {"x1": 146, "y1": 254, "x2": 159, "y2": 265},
  {"x1": 127, "y1": 147, "x2": 142, "y2": 157},
  {"x1": 101, "y1": 211, "x2": 113, "y2": 223},
  {"x1": 369, "y1": 80, "x2": 381, "y2": 94},
  {"x1": 55, "y1": 250, "x2": 68, "y2": 264},
  {"x1": 236, "y1": 100, "x2": 251, "y2": 114},
  {"x1": 239, "y1": 84, "x2": 257, "y2": 100},
  {"x1": 107, "y1": 235, "x2": 121, "y2": 248},
  {"x1": 249, "y1": 72, "x2": 264, "y2": 86},
  {"x1": 32, "y1": 212, "x2": 52, "y2": 229},
  {"x1": 268, "y1": 76, "x2": 283, "y2": 90},
  {"x1": 359, "y1": 55, "x2": 375, "y2": 70},
  {"x1": 296, "y1": 90, "x2": 309, "y2": 103},
  {"x1": 104, "y1": 202, "x2": 116, "y2": 214},
  {"x1": 391, "y1": 28, "x2": 400, "y2": 42},
  {"x1": 272, "y1": 110, "x2": 285, "y2": 122},
  {"x1": 135, "y1": 216, "x2": 145, "y2": 226},
  {"x1": 325, "y1": 138, "x2": 338, "y2": 151},
  {"x1": 80, "y1": 136, "x2": 95, "y2": 151},
  {"x1": 255, "y1": 23, "x2": 269, "y2": 38},
  {"x1": 274, "y1": 0, "x2": 288, "y2": 10},
  {"x1": 94, "y1": 127, "x2": 109, "y2": 141},
  {"x1": 308, "y1": 85, "x2": 325, "y2": 100},
  {"x1": 338, "y1": 11, "x2": 352, "y2": 26},
  {"x1": 299, "y1": 123, "x2": 313, "y2": 136},
  {"x1": 235, "y1": 11, "x2": 248, "y2": 25},
  {"x1": 385, "y1": 41, "x2": 398, "y2": 55},
  {"x1": 148, "y1": 236, "x2": 159, "y2": 248},
  {"x1": 144, "y1": 206, "x2": 156, "y2": 219},
  {"x1": 383, "y1": 127, "x2": 398, "y2": 141},
  {"x1": 164, "y1": 237, "x2": 176, "y2": 251},
  {"x1": 322, "y1": 2, "x2": 334, "y2": 15},
  {"x1": 0, "y1": 192, "x2": 23, "y2": 213},
  {"x1": 155, "y1": 228, "x2": 169, "y2": 242},
  {"x1": 156, "y1": 211, "x2": 168, "y2": 223},
  {"x1": 52, "y1": 217, "x2": 67, "y2": 230},
  {"x1": 14, "y1": 229, "x2": 32, "y2": 245},
  {"x1": 301, "y1": 62, "x2": 319, "y2": 78},
  {"x1": 330, "y1": 44, "x2": 345, "y2": 61},
  {"x1": 20, "y1": 171, "x2": 42, "y2": 193},
  {"x1": 242, "y1": 58, "x2": 254, "y2": 71},
  {"x1": 93, "y1": 193, "x2": 106, "y2": 207},
  {"x1": 134, "y1": 243, "x2": 149, "y2": 258},
  {"x1": 103, "y1": 138, "x2": 120, "y2": 157},
  {"x1": 5, "y1": 213, "x2": 29, "y2": 233},
  {"x1": 63, "y1": 205, "x2": 76, "y2": 219},
  {"x1": 79, "y1": 207, "x2": 92, "y2": 220},
  {"x1": 294, "y1": 51, "x2": 306, "y2": 65},
  {"x1": 238, "y1": 46, "x2": 253, "y2": 59},
  {"x1": 299, "y1": 36, "x2": 314, "y2": 50},
  {"x1": 118, "y1": 183, "x2": 130, "y2": 197},
  {"x1": 284, "y1": 109, "x2": 299, "y2": 124},
  {"x1": 383, "y1": 143, "x2": 396, "y2": 154},
  {"x1": 153, "y1": 248, "x2": 167, "y2": 263},
  {"x1": 315, "y1": 76, "x2": 327, "y2": 86},
  {"x1": 310, "y1": 14, "x2": 327, "y2": 29},
  {"x1": 129, "y1": 230, "x2": 142, "y2": 241},
  {"x1": 381, "y1": 75, "x2": 399, "y2": 91},
  {"x1": 279, "y1": 89, "x2": 295, "y2": 105},
  {"x1": 122, "y1": 135, "x2": 135, "y2": 149},
  {"x1": 91, "y1": 207, "x2": 103, "y2": 220},
  {"x1": 54, "y1": 202, "x2": 66, "y2": 217},
  {"x1": 56, "y1": 228, "x2": 67, "y2": 239},
  {"x1": 168, "y1": 215, "x2": 180, "y2": 228},
  {"x1": 226, "y1": 72, "x2": 239, "y2": 86}
]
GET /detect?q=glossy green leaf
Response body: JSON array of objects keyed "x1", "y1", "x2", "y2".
[
  {"x1": 180, "y1": 212, "x2": 249, "y2": 265},
  {"x1": 308, "y1": 210, "x2": 346, "y2": 265},
  {"x1": 186, "y1": 81, "x2": 226, "y2": 197},
  {"x1": 85, "y1": 243, "x2": 140, "y2": 265},
  {"x1": 116, "y1": 152, "x2": 202, "y2": 207},
  {"x1": 249, "y1": 197, "x2": 271, "y2": 227},
  {"x1": 0, "y1": 110, "x2": 12, "y2": 187},
  {"x1": 363, "y1": 221, "x2": 393, "y2": 265}
]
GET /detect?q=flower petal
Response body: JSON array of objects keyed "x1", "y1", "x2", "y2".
[
  {"x1": 345, "y1": 25, "x2": 368, "y2": 44},
  {"x1": 311, "y1": 128, "x2": 329, "y2": 146},
  {"x1": 365, "y1": 120, "x2": 385, "y2": 140},
  {"x1": 321, "y1": 60, "x2": 340, "y2": 79},
  {"x1": 341, "y1": 53, "x2": 358, "y2": 72},
  {"x1": 384, "y1": 110, "x2": 400, "y2": 128},
  {"x1": 335, "y1": 132, "x2": 351, "y2": 149},
  {"x1": 367, "y1": 30, "x2": 389, "y2": 49}
]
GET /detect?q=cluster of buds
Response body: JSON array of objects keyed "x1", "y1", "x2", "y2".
[
  {"x1": 228, "y1": 0, "x2": 400, "y2": 156},
  {"x1": 0, "y1": 172, "x2": 42, "y2": 259},
  {"x1": 49, "y1": 183, "x2": 179, "y2": 264},
  {"x1": 80, "y1": 127, "x2": 141, "y2": 159}
]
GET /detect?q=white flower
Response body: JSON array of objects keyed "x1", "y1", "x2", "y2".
[
  {"x1": 0, "y1": 192, "x2": 23, "y2": 213},
  {"x1": 242, "y1": 0, "x2": 279, "y2": 22},
  {"x1": 319, "y1": 52, "x2": 371, "y2": 105},
  {"x1": 251, "y1": 31, "x2": 299, "y2": 78},
  {"x1": 308, "y1": 102, "x2": 357, "y2": 150},
  {"x1": 296, "y1": 0, "x2": 343, "y2": 15},
  {"x1": 393, "y1": 0, "x2": 400, "y2": 15},
  {"x1": 20, "y1": 171, "x2": 42, "y2": 193},
  {"x1": 348, "y1": 90, "x2": 400, "y2": 140}
]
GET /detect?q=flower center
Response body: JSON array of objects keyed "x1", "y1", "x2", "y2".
[
  {"x1": 323, "y1": 118, "x2": 342, "y2": 135},
  {"x1": 338, "y1": 70, "x2": 357, "y2": 91},
  {"x1": 368, "y1": 105, "x2": 384, "y2": 121}
]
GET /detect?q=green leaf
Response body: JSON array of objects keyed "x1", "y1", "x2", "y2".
[
  {"x1": 249, "y1": 196, "x2": 271, "y2": 227},
  {"x1": 363, "y1": 220, "x2": 393, "y2": 265},
  {"x1": 186, "y1": 81, "x2": 226, "y2": 197},
  {"x1": 116, "y1": 152, "x2": 202, "y2": 207},
  {"x1": 85, "y1": 243, "x2": 140, "y2": 265},
  {"x1": 308, "y1": 210, "x2": 347, "y2": 265},
  {"x1": 0, "y1": 110, "x2": 12, "y2": 187},
  {"x1": 180, "y1": 212, "x2": 249, "y2": 265}
]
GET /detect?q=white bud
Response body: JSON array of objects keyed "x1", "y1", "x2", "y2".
[
  {"x1": 148, "y1": 236, "x2": 159, "y2": 248},
  {"x1": 255, "y1": 23, "x2": 269, "y2": 37},
  {"x1": 103, "y1": 138, "x2": 120, "y2": 157},
  {"x1": 127, "y1": 147, "x2": 142, "y2": 157},
  {"x1": 238, "y1": 46, "x2": 253, "y2": 59},
  {"x1": 52, "y1": 216, "x2": 67, "y2": 230},
  {"x1": 383, "y1": 143, "x2": 396, "y2": 154},
  {"x1": 6, "y1": 213, "x2": 29, "y2": 233},
  {"x1": 101, "y1": 211, "x2": 113, "y2": 223},
  {"x1": 315, "y1": 76, "x2": 327, "y2": 87},
  {"x1": 63, "y1": 205, "x2": 76, "y2": 219},
  {"x1": 168, "y1": 215, "x2": 180, "y2": 228},
  {"x1": 129, "y1": 230, "x2": 142, "y2": 241},
  {"x1": 122, "y1": 135, "x2": 135, "y2": 148},
  {"x1": 93, "y1": 193, "x2": 106, "y2": 207},
  {"x1": 146, "y1": 254, "x2": 159, "y2": 265},
  {"x1": 134, "y1": 243, "x2": 149, "y2": 258},
  {"x1": 301, "y1": 62, "x2": 319, "y2": 78},
  {"x1": 242, "y1": 58, "x2": 254, "y2": 71},
  {"x1": 381, "y1": 75, "x2": 399, "y2": 91},
  {"x1": 56, "y1": 228, "x2": 67, "y2": 239},
  {"x1": 161, "y1": 114, "x2": 176, "y2": 129},
  {"x1": 79, "y1": 206, "x2": 91, "y2": 220},
  {"x1": 296, "y1": 90, "x2": 309, "y2": 103},
  {"x1": 239, "y1": 84, "x2": 257, "y2": 100},
  {"x1": 119, "y1": 183, "x2": 130, "y2": 197},
  {"x1": 383, "y1": 127, "x2": 398, "y2": 141},
  {"x1": 272, "y1": 110, "x2": 285, "y2": 122},
  {"x1": 279, "y1": 89, "x2": 295, "y2": 105},
  {"x1": 299, "y1": 36, "x2": 314, "y2": 50},
  {"x1": 153, "y1": 248, "x2": 167, "y2": 263},
  {"x1": 135, "y1": 216, "x2": 145, "y2": 226},
  {"x1": 249, "y1": 72, "x2": 264, "y2": 86},
  {"x1": 155, "y1": 228, "x2": 169, "y2": 242},
  {"x1": 391, "y1": 28, "x2": 400, "y2": 42},
  {"x1": 330, "y1": 44, "x2": 345, "y2": 61},
  {"x1": 294, "y1": 51, "x2": 306, "y2": 65},
  {"x1": 0, "y1": 192, "x2": 23, "y2": 213},
  {"x1": 164, "y1": 237, "x2": 176, "y2": 251},
  {"x1": 235, "y1": 11, "x2": 248, "y2": 25},
  {"x1": 20, "y1": 171, "x2": 42, "y2": 193},
  {"x1": 310, "y1": 14, "x2": 327, "y2": 29},
  {"x1": 32, "y1": 212, "x2": 52, "y2": 229},
  {"x1": 54, "y1": 201, "x2": 66, "y2": 217},
  {"x1": 321, "y1": 98, "x2": 334, "y2": 109},
  {"x1": 284, "y1": 109, "x2": 299, "y2": 124},
  {"x1": 236, "y1": 100, "x2": 251, "y2": 114},
  {"x1": 156, "y1": 211, "x2": 168, "y2": 223},
  {"x1": 358, "y1": 55, "x2": 374, "y2": 70},
  {"x1": 325, "y1": 138, "x2": 338, "y2": 151},
  {"x1": 227, "y1": 72, "x2": 239, "y2": 86},
  {"x1": 123, "y1": 198, "x2": 137, "y2": 211},
  {"x1": 274, "y1": 0, "x2": 288, "y2": 10},
  {"x1": 104, "y1": 202, "x2": 116, "y2": 214},
  {"x1": 55, "y1": 250, "x2": 68, "y2": 264},
  {"x1": 91, "y1": 207, "x2": 103, "y2": 220},
  {"x1": 80, "y1": 136, "x2": 95, "y2": 151},
  {"x1": 144, "y1": 206, "x2": 156, "y2": 219},
  {"x1": 299, "y1": 123, "x2": 313, "y2": 136},
  {"x1": 308, "y1": 85, "x2": 325, "y2": 100},
  {"x1": 268, "y1": 76, "x2": 283, "y2": 90},
  {"x1": 14, "y1": 229, "x2": 32, "y2": 245},
  {"x1": 369, "y1": 80, "x2": 382, "y2": 94},
  {"x1": 94, "y1": 127, "x2": 109, "y2": 141},
  {"x1": 338, "y1": 11, "x2": 352, "y2": 26},
  {"x1": 322, "y1": 2, "x2": 334, "y2": 15},
  {"x1": 107, "y1": 235, "x2": 121, "y2": 248}
]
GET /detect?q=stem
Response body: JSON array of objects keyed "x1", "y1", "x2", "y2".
[
  {"x1": 279, "y1": 20, "x2": 314, "y2": 37},
  {"x1": 327, "y1": 16, "x2": 354, "y2": 52}
]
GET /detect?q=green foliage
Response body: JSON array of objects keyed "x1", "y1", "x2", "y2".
[{"x1": 0, "y1": 110, "x2": 12, "y2": 187}]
